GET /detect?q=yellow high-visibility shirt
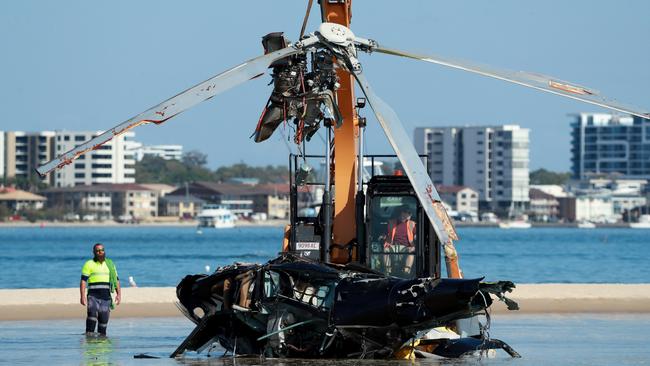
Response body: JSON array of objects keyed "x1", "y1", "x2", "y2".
[{"x1": 81, "y1": 259, "x2": 116, "y2": 300}]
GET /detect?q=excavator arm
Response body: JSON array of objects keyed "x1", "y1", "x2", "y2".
[{"x1": 319, "y1": 0, "x2": 359, "y2": 263}]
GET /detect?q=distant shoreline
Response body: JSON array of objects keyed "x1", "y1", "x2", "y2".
[
  {"x1": 0, "y1": 221, "x2": 636, "y2": 229},
  {"x1": 0, "y1": 219, "x2": 289, "y2": 228},
  {"x1": 1, "y1": 284, "x2": 649, "y2": 321},
  {"x1": 455, "y1": 222, "x2": 633, "y2": 228}
]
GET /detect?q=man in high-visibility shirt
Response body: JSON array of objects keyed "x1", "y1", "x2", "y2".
[
  {"x1": 383, "y1": 206, "x2": 417, "y2": 277},
  {"x1": 80, "y1": 243, "x2": 121, "y2": 336}
]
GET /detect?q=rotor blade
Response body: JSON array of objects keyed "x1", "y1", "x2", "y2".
[
  {"x1": 374, "y1": 46, "x2": 650, "y2": 120},
  {"x1": 36, "y1": 46, "x2": 302, "y2": 177},
  {"x1": 353, "y1": 72, "x2": 459, "y2": 244}
]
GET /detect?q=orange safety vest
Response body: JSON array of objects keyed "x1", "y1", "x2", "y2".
[{"x1": 387, "y1": 219, "x2": 415, "y2": 246}]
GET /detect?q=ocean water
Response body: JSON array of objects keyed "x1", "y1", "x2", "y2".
[
  {"x1": 0, "y1": 226, "x2": 649, "y2": 288},
  {"x1": 2, "y1": 314, "x2": 650, "y2": 365}
]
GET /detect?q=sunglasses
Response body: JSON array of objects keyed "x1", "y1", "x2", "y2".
[{"x1": 95, "y1": 249, "x2": 105, "y2": 253}]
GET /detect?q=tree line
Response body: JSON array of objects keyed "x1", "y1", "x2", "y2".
[
  {"x1": 1, "y1": 151, "x2": 570, "y2": 191},
  {"x1": 134, "y1": 150, "x2": 289, "y2": 185},
  {"x1": 529, "y1": 168, "x2": 572, "y2": 185}
]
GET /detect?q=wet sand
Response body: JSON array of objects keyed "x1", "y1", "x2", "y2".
[{"x1": 1, "y1": 284, "x2": 649, "y2": 321}]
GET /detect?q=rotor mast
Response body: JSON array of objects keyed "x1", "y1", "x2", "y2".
[{"x1": 320, "y1": 0, "x2": 358, "y2": 263}]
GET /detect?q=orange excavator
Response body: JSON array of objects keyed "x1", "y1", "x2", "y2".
[
  {"x1": 37, "y1": 0, "x2": 648, "y2": 359},
  {"x1": 282, "y1": 1, "x2": 464, "y2": 280}
]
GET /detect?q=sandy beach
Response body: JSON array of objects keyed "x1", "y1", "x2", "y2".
[{"x1": 1, "y1": 284, "x2": 649, "y2": 321}]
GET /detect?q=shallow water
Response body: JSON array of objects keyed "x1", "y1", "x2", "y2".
[
  {"x1": 1, "y1": 226, "x2": 649, "y2": 288},
  {"x1": 1, "y1": 314, "x2": 649, "y2": 365}
]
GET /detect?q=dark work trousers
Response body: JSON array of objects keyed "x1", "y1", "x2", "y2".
[{"x1": 86, "y1": 295, "x2": 111, "y2": 334}]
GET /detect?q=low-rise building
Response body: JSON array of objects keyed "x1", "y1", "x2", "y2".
[
  {"x1": 0, "y1": 187, "x2": 46, "y2": 212},
  {"x1": 111, "y1": 184, "x2": 159, "y2": 220},
  {"x1": 41, "y1": 183, "x2": 159, "y2": 220},
  {"x1": 139, "y1": 183, "x2": 177, "y2": 216},
  {"x1": 435, "y1": 185, "x2": 479, "y2": 215},
  {"x1": 564, "y1": 176, "x2": 647, "y2": 221},
  {"x1": 167, "y1": 181, "x2": 290, "y2": 218},
  {"x1": 41, "y1": 185, "x2": 112, "y2": 218},
  {"x1": 558, "y1": 196, "x2": 615, "y2": 223},
  {"x1": 528, "y1": 188, "x2": 560, "y2": 222},
  {"x1": 160, "y1": 195, "x2": 206, "y2": 218},
  {"x1": 575, "y1": 196, "x2": 616, "y2": 223},
  {"x1": 252, "y1": 184, "x2": 291, "y2": 219}
]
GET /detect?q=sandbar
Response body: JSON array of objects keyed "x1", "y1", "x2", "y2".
[{"x1": 1, "y1": 284, "x2": 649, "y2": 321}]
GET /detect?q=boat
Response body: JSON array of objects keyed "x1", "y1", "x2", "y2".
[
  {"x1": 498, "y1": 221, "x2": 531, "y2": 229},
  {"x1": 577, "y1": 220, "x2": 596, "y2": 229},
  {"x1": 630, "y1": 215, "x2": 650, "y2": 229},
  {"x1": 196, "y1": 204, "x2": 235, "y2": 229}
]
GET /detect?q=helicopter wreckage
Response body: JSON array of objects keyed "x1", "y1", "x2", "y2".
[
  {"x1": 36, "y1": 11, "x2": 649, "y2": 361},
  {"x1": 172, "y1": 254, "x2": 519, "y2": 359}
]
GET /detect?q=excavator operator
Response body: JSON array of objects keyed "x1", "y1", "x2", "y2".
[{"x1": 383, "y1": 205, "x2": 416, "y2": 277}]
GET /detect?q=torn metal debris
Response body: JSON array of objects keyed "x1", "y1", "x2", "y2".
[{"x1": 171, "y1": 254, "x2": 518, "y2": 359}]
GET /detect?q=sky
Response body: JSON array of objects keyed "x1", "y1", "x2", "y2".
[{"x1": 1, "y1": 1, "x2": 648, "y2": 172}]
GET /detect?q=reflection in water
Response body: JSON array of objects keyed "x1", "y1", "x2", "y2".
[
  {"x1": 82, "y1": 334, "x2": 115, "y2": 365},
  {"x1": 2, "y1": 315, "x2": 650, "y2": 365}
]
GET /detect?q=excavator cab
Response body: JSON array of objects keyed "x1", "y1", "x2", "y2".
[
  {"x1": 286, "y1": 154, "x2": 440, "y2": 280},
  {"x1": 365, "y1": 175, "x2": 441, "y2": 279}
]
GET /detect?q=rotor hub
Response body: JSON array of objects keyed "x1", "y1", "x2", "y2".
[{"x1": 318, "y1": 22, "x2": 355, "y2": 46}]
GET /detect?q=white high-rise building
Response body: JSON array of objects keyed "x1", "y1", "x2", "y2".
[
  {"x1": 1, "y1": 131, "x2": 56, "y2": 185},
  {"x1": 54, "y1": 131, "x2": 136, "y2": 187},
  {"x1": 415, "y1": 124, "x2": 530, "y2": 216},
  {"x1": 126, "y1": 142, "x2": 183, "y2": 161}
]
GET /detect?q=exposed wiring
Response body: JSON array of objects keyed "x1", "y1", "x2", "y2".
[
  {"x1": 477, "y1": 291, "x2": 492, "y2": 360},
  {"x1": 279, "y1": 125, "x2": 296, "y2": 155}
]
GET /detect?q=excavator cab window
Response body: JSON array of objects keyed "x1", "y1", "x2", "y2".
[
  {"x1": 368, "y1": 195, "x2": 419, "y2": 278},
  {"x1": 365, "y1": 175, "x2": 441, "y2": 279}
]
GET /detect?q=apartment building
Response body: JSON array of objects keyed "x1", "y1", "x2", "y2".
[
  {"x1": 42, "y1": 183, "x2": 159, "y2": 220},
  {"x1": 168, "y1": 181, "x2": 290, "y2": 218},
  {"x1": 571, "y1": 113, "x2": 650, "y2": 180},
  {"x1": 415, "y1": 124, "x2": 529, "y2": 216},
  {"x1": 53, "y1": 131, "x2": 136, "y2": 187},
  {"x1": 1, "y1": 131, "x2": 56, "y2": 184}
]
